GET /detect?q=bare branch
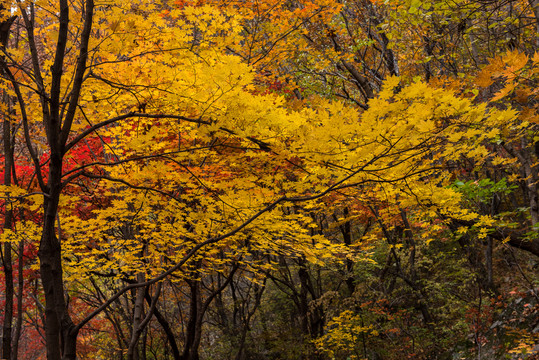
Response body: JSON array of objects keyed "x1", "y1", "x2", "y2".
[{"x1": 60, "y1": 0, "x2": 95, "y2": 147}]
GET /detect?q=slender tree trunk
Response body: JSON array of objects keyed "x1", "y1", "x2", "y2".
[
  {"x1": 144, "y1": 296, "x2": 180, "y2": 360},
  {"x1": 233, "y1": 282, "x2": 265, "y2": 360},
  {"x1": 485, "y1": 236, "x2": 493, "y2": 290},
  {"x1": 127, "y1": 273, "x2": 146, "y2": 360},
  {"x1": 141, "y1": 326, "x2": 148, "y2": 360},
  {"x1": 520, "y1": 140, "x2": 539, "y2": 226},
  {"x1": 297, "y1": 263, "x2": 310, "y2": 335},
  {"x1": 529, "y1": 0, "x2": 539, "y2": 49},
  {"x1": 181, "y1": 279, "x2": 200, "y2": 360},
  {"x1": 1, "y1": 13, "x2": 16, "y2": 360},
  {"x1": 335, "y1": 208, "x2": 355, "y2": 296},
  {"x1": 2, "y1": 103, "x2": 14, "y2": 360},
  {"x1": 11, "y1": 238, "x2": 24, "y2": 360}
]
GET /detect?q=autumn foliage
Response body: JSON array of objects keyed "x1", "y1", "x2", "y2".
[{"x1": 0, "y1": 0, "x2": 538, "y2": 359}]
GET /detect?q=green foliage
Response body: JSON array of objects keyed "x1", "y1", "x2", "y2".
[{"x1": 451, "y1": 178, "x2": 517, "y2": 206}]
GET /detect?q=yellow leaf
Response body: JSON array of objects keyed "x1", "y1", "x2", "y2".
[{"x1": 492, "y1": 82, "x2": 516, "y2": 101}]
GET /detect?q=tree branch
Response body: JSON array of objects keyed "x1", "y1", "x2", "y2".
[
  {"x1": 64, "y1": 113, "x2": 210, "y2": 153},
  {"x1": 60, "y1": 0, "x2": 95, "y2": 147}
]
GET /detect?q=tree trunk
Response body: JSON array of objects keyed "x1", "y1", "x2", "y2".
[
  {"x1": 181, "y1": 279, "x2": 200, "y2": 360},
  {"x1": 39, "y1": 156, "x2": 78, "y2": 360},
  {"x1": 520, "y1": 140, "x2": 539, "y2": 226},
  {"x1": 2, "y1": 109, "x2": 14, "y2": 360},
  {"x1": 143, "y1": 293, "x2": 180, "y2": 360},
  {"x1": 529, "y1": 0, "x2": 539, "y2": 49},
  {"x1": 11, "y1": 239, "x2": 24, "y2": 360},
  {"x1": 127, "y1": 273, "x2": 146, "y2": 360},
  {"x1": 1, "y1": 12, "x2": 16, "y2": 360}
]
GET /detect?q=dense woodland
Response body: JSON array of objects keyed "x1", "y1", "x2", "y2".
[{"x1": 0, "y1": 0, "x2": 538, "y2": 359}]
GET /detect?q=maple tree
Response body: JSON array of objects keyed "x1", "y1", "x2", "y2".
[
  {"x1": 204, "y1": 0, "x2": 539, "y2": 358},
  {"x1": 0, "y1": 0, "x2": 538, "y2": 359}
]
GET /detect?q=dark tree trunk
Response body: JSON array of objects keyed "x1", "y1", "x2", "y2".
[
  {"x1": 144, "y1": 293, "x2": 181, "y2": 360},
  {"x1": 26, "y1": 0, "x2": 93, "y2": 356},
  {"x1": 39, "y1": 156, "x2": 79, "y2": 360},
  {"x1": 127, "y1": 274, "x2": 146, "y2": 360},
  {"x1": 181, "y1": 279, "x2": 200, "y2": 360},
  {"x1": 12, "y1": 238, "x2": 24, "y2": 360},
  {"x1": 1, "y1": 12, "x2": 16, "y2": 360},
  {"x1": 529, "y1": 0, "x2": 539, "y2": 48},
  {"x1": 335, "y1": 208, "x2": 356, "y2": 296},
  {"x1": 2, "y1": 98, "x2": 14, "y2": 360}
]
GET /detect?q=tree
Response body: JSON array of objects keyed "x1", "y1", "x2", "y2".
[
  {"x1": 2, "y1": 0, "x2": 420, "y2": 357},
  {"x1": 1, "y1": 0, "x2": 538, "y2": 359}
]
